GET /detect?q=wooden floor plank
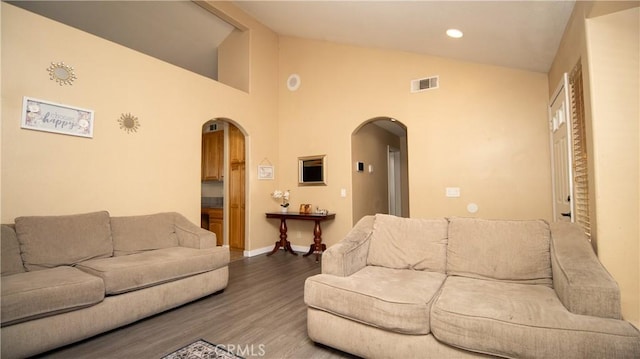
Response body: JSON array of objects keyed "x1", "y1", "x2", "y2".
[{"x1": 34, "y1": 251, "x2": 358, "y2": 359}]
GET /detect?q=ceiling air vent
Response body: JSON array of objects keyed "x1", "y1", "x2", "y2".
[{"x1": 410, "y1": 76, "x2": 439, "y2": 93}]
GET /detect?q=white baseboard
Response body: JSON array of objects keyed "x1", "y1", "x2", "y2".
[{"x1": 243, "y1": 244, "x2": 309, "y2": 257}]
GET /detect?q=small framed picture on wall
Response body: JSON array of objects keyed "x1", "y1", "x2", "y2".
[{"x1": 258, "y1": 165, "x2": 274, "y2": 180}]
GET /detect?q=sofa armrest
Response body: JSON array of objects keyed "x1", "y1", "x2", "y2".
[
  {"x1": 321, "y1": 215, "x2": 374, "y2": 277},
  {"x1": 173, "y1": 213, "x2": 216, "y2": 249},
  {"x1": 550, "y1": 222, "x2": 621, "y2": 319}
]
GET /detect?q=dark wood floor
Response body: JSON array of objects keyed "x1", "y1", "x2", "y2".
[{"x1": 35, "y1": 251, "x2": 358, "y2": 359}]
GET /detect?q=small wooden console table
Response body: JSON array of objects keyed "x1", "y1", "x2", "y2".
[{"x1": 265, "y1": 212, "x2": 336, "y2": 261}]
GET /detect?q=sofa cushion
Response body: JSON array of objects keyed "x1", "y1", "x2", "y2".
[
  {"x1": 76, "y1": 246, "x2": 229, "y2": 295},
  {"x1": 447, "y1": 217, "x2": 552, "y2": 285},
  {"x1": 367, "y1": 214, "x2": 448, "y2": 272},
  {"x1": 15, "y1": 211, "x2": 113, "y2": 271},
  {"x1": 1, "y1": 266, "x2": 104, "y2": 326},
  {"x1": 431, "y1": 276, "x2": 640, "y2": 358},
  {"x1": 1, "y1": 224, "x2": 25, "y2": 276},
  {"x1": 110, "y1": 213, "x2": 179, "y2": 256},
  {"x1": 305, "y1": 266, "x2": 446, "y2": 335}
]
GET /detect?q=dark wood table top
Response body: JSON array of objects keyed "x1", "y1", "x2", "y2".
[{"x1": 265, "y1": 212, "x2": 335, "y2": 221}]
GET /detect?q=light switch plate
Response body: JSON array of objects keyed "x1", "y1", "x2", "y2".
[{"x1": 446, "y1": 187, "x2": 461, "y2": 197}]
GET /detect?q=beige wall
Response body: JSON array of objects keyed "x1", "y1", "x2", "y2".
[
  {"x1": 277, "y1": 36, "x2": 552, "y2": 246},
  {"x1": 587, "y1": 7, "x2": 640, "y2": 326},
  {"x1": 549, "y1": 1, "x2": 640, "y2": 326},
  {"x1": 218, "y1": 28, "x2": 249, "y2": 92},
  {"x1": 11, "y1": 5, "x2": 624, "y2": 320},
  {"x1": 0, "y1": 1, "x2": 3, "y2": 225},
  {"x1": 5, "y1": 0, "x2": 633, "y2": 325},
  {"x1": 351, "y1": 122, "x2": 401, "y2": 223},
  {"x1": 0, "y1": 2, "x2": 283, "y2": 252}
]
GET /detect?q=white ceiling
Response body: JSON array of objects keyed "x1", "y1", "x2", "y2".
[{"x1": 234, "y1": 0, "x2": 576, "y2": 73}]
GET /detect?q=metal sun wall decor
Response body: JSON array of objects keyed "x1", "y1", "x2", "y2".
[
  {"x1": 47, "y1": 62, "x2": 77, "y2": 86},
  {"x1": 118, "y1": 113, "x2": 140, "y2": 134}
]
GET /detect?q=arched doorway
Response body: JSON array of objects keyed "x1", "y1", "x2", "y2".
[
  {"x1": 201, "y1": 118, "x2": 247, "y2": 258},
  {"x1": 351, "y1": 117, "x2": 409, "y2": 224}
]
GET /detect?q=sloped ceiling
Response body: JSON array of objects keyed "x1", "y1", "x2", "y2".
[
  {"x1": 235, "y1": 0, "x2": 576, "y2": 73},
  {"x1": 9, "y1": 1, "x2": 575, "y2": 77}
]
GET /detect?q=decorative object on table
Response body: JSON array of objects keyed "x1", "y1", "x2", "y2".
[
  {"x1": 118, "y1": 113, "x2": 140, "y2": 134},
  {"x1": 315, "y1": 207, "x2": 328, "y2": 215},
  {"x1": 162, "y1": 339, "x2": 245, "y2": 359},
  {"x1": 47, "y1": 61, "x2": 77, "y2": 86},
  {"x1": 271, "y1": 189, "x2": 290, "y2": 212},
  {"x1": 21, "y1": 96, "x2": 94, "y2": 138},
  {"x1": 300, "y1": 204, "x2": 312, "y2": 214}
]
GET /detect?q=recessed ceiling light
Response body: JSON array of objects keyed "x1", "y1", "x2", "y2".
[{"x1": 446, "y1": 29, "x2": 464, "y2": 39}]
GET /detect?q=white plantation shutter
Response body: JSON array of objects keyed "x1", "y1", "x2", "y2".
[{"x1": 569, "y1": 61, "x2": 591, "y2": 240}]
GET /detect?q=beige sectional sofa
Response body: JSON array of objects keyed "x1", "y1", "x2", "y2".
[
  {"x1": 1, "y1": 211, "x2": 229, "y2": 359},
  {"x1": 304, "y1": 214, "x2": 640, "y2": 358}
]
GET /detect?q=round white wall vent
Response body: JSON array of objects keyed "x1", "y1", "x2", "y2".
[
  {"x1": 467, "y1": 203, "x2": 479, "y2": 214},
  {"x1": 287, "y1": 74, "x2": 301, "y2": 91}
]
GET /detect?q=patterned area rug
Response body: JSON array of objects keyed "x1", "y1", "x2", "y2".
[{"x1": 162, "y1": 339, "x2": 244, "y2": 359}]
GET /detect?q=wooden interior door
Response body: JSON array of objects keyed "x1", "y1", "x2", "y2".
[
  {"x1": 228, "y1": 124, "x2": 245, "y2": 250},
  {"x1": 549, "y1": 73, "x2": 573, "y2": 222}
]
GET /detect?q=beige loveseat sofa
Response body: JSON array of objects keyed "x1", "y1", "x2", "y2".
[
  {"x1": 1, "y1": 211, "x2": 229, "y2": 359},
  {"x1": 304, "y1": 214, "x2": 640, "y2": 358}
]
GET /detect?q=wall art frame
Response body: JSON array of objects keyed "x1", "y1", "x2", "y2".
[
  {"x1": 21, "y1": 97, "x2": 94, "y2": 138},
  {"x1": 298, "y1": 154, "x2": 327, "y2": 186},
  {"x1": 258, "y1": 165, "x2": 274, "y2": 180}
]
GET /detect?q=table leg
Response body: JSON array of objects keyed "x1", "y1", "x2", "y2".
[
  {"x1": 303, "y1": 220, "x2": 327, "y2": 262},
  {"x1": 268, "y1": 218, "x2": 298, "y2": 256}
]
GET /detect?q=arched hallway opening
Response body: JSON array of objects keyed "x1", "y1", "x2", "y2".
[
  {"x1": 351, "y1": 117, "x2": 409, "y2": 224},
  {"x1": 201, "y1": 118, "x2": 247, "y2": 260}
]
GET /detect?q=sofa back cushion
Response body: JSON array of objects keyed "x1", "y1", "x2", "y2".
[
  {"x1": 111, "y1": 212, "x2": 179, "y2": 256},
  {"x1": 367, "y1": 214, "x2": 448, "y2": 272},
  {"x1": 15, "y1": 211, "x2": 113, "y2": 271},
  {"x1": 1, "y1": 224, "x2": 26, "y2": 276},
  {"x1": 447, "y1": 217, "x2": 552, "y2": 285}
]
